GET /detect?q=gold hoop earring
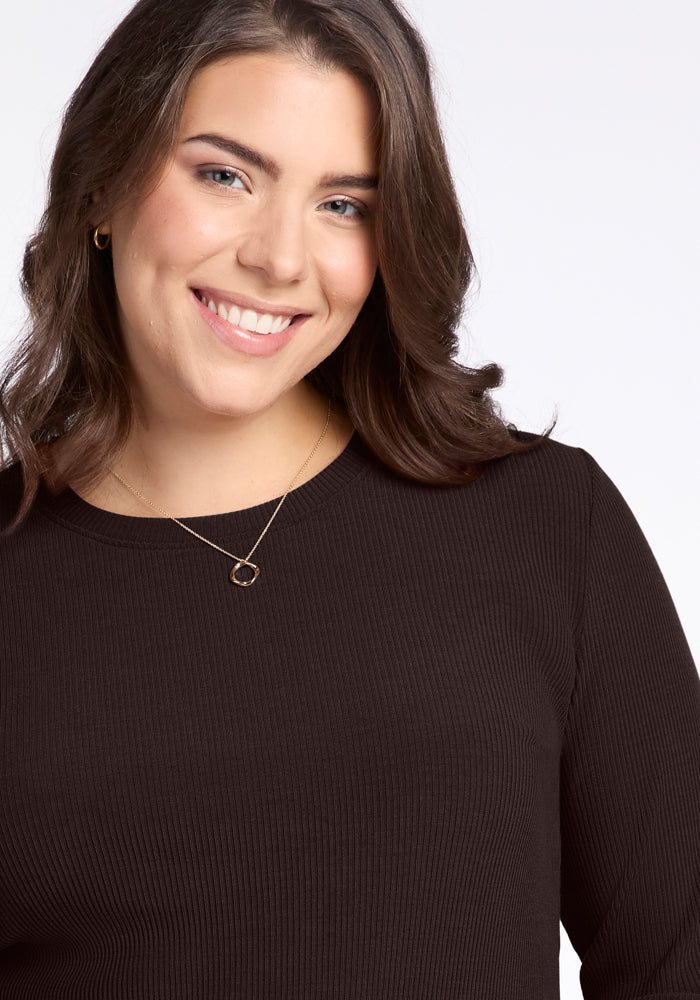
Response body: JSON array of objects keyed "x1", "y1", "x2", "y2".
[{"x1": 93, "y1": 228, "x2": 111, "y2": 250}]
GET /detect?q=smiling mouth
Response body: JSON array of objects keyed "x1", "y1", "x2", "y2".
[{"x1": 193, "y1": 289, "x2": 302, "y2": 336}]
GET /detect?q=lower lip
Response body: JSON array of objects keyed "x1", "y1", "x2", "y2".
[{"x1": 192, "y1": 291, "x2": 305, "y2": 358}]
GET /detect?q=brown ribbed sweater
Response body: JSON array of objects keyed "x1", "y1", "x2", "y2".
[{"x1": 1, "y1": 434, "x2": 698, "y2": 999}]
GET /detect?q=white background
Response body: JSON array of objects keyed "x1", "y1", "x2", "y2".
[{"x1": 1, "y1": 3, "x2": 698, "y2": 996}]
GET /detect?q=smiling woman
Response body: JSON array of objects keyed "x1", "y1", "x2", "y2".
[
  {"x1": 100, "y1": 53, "x2": 379, "y2": 476},
  {"x1": 0, "y1": 1, "x2": 698, "y2": 998},
  {"x1": 0, "y1": 0, "x2": 537, "y2": 527}
]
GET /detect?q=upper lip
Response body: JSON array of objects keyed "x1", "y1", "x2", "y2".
[{"x1": 193, "y1": 285, "x2": 310, "y2": 319}]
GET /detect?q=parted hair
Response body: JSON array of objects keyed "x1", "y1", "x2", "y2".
[{"x1": 0, "y1": 0, "x2": 551, "y2": 531}]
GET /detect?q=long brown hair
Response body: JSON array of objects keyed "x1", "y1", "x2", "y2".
[{"x1": 0, "y1": 0, "x2": 551, "y2": 531}]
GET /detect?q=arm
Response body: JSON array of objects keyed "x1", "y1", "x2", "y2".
[{"x1": 560, "y1": 453, "x2": 700, "y2": 999}]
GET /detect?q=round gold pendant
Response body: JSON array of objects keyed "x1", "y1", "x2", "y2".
[{"x1": 230, "y1": 559, "x2": 260, "y2": 587}]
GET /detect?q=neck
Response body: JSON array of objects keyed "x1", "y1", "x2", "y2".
[{"x1": 72, "y1": 386, "x2": 352, "y2": 518}]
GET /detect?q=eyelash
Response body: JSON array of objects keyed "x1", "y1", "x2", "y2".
[
  {"x1": 198, "y1": 167, "x2": 368, "y2": 221},
  {"x1": 199, "y1": 167, "x2": 248, "y2": 190},
  {"x1": 319, "y1": 197, "x2": 366, "y2": 220}
]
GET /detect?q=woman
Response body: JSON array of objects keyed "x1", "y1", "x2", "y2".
[{"x1": 1, "y1": 0, "x2": 698, "y2": 997}]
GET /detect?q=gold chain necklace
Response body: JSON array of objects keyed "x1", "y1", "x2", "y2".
[{"x1": 110, "y1": 400, "x2": 332, "y2": 587}]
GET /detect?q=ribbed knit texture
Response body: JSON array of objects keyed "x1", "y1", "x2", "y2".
[{"x1": 1, "y1": 434, "x2": 698, "y2": 999}]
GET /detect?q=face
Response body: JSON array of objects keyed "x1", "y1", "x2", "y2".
[{"x1": 102, "y1": 52, "x2": 379, "y2": 427}]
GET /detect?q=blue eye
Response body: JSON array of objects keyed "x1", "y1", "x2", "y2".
[
  {"x1": 322, "y1": 198, "x2": 363, "y2": 218},
  {"x1": 203, "y1": 168, "x2": 246, "y2": 189}
]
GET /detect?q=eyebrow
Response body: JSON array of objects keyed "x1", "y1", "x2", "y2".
[{"x1": 183, "y1": 133, "x2": 378, "y2": 191}]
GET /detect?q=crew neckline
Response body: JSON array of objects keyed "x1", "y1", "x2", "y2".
[{"x1": 36, "y1": 432, "x2": 372, "y2": 547}]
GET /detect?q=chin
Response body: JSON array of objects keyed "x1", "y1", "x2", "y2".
[{"x1": 190, "y1": 387, "x2": 279, "y2": 421}]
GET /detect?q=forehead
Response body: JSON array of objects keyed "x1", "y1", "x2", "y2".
[{"x1": 179, "y1": 52, "x2": 379, "y2": 172}]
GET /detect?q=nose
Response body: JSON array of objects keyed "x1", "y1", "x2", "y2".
[{"x1": 235, "y1": 198, "x2": 310, "y2": 285}]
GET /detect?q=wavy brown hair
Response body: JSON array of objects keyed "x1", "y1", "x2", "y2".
[{"x1": 0, "y1": 0, "x2": 551, "y2": 531}]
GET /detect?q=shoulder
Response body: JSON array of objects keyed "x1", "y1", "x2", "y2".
[
  {"x1": 476, "y1": 433, "x2": 642, "y2": 555},
  {"x1": 361, "y1": 427, "x2": 599, "y2": 500},
  {"x1": 351, "y1": 432, "x2": 606, "y2": 577},
  {"x1": 484, "y1": 431, "x2": 595, "y2": 494},
  {"x1": 483, "y1": 432, "x2": 640, "y2": 537},
  {"x1": 364, "y1": 432, "x2": 600, "y2": 527},
  {"x1": 360, "y1": 431, "x2": 648, "y2": 605},
  {"x1": 470, "y1": 435, "x2": 601, "y2": 552},
  {"x1": 0, "y1": 462, "x2": 25, "y2": 532},
  {"x1": 0, "y1": 461, "x2": 57, "y2": 538},
  {"x1": 476, "y1": 431, "x2": 610, "y2": 525}
]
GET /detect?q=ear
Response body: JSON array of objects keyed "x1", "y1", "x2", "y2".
[{"x1": 89, "y1": 191, "x2": 111, "y2": 234}]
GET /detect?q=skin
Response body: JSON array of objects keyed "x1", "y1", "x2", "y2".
[{"x1": 81, "y1": 52, "x2": 379, "y2": 516}]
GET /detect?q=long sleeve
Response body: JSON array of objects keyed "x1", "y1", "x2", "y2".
[
  {"x1": 560, "y1": 453, "x2": 700, "y2": 999},
  {"x1": 1, "y1": 439, "x2": 696, "y2": 998}
]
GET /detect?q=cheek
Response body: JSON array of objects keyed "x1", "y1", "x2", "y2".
[
  {"x1": 323, "y1": 237, "x2": 378, "y2": 313},
  {"x1": 112, "y1": 193, "x2": 216, "y2": 279}
]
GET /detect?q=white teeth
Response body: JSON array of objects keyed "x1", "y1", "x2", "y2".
[
  {"x1": 200, "y1": 292, "x2": 296, "y2": 334},
  {"x1": 239, "y1": 309, "x2": 258, "y2": 333},
  {"x1": 256, "y1": 313, "x2": 274, "y2": 335}
]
